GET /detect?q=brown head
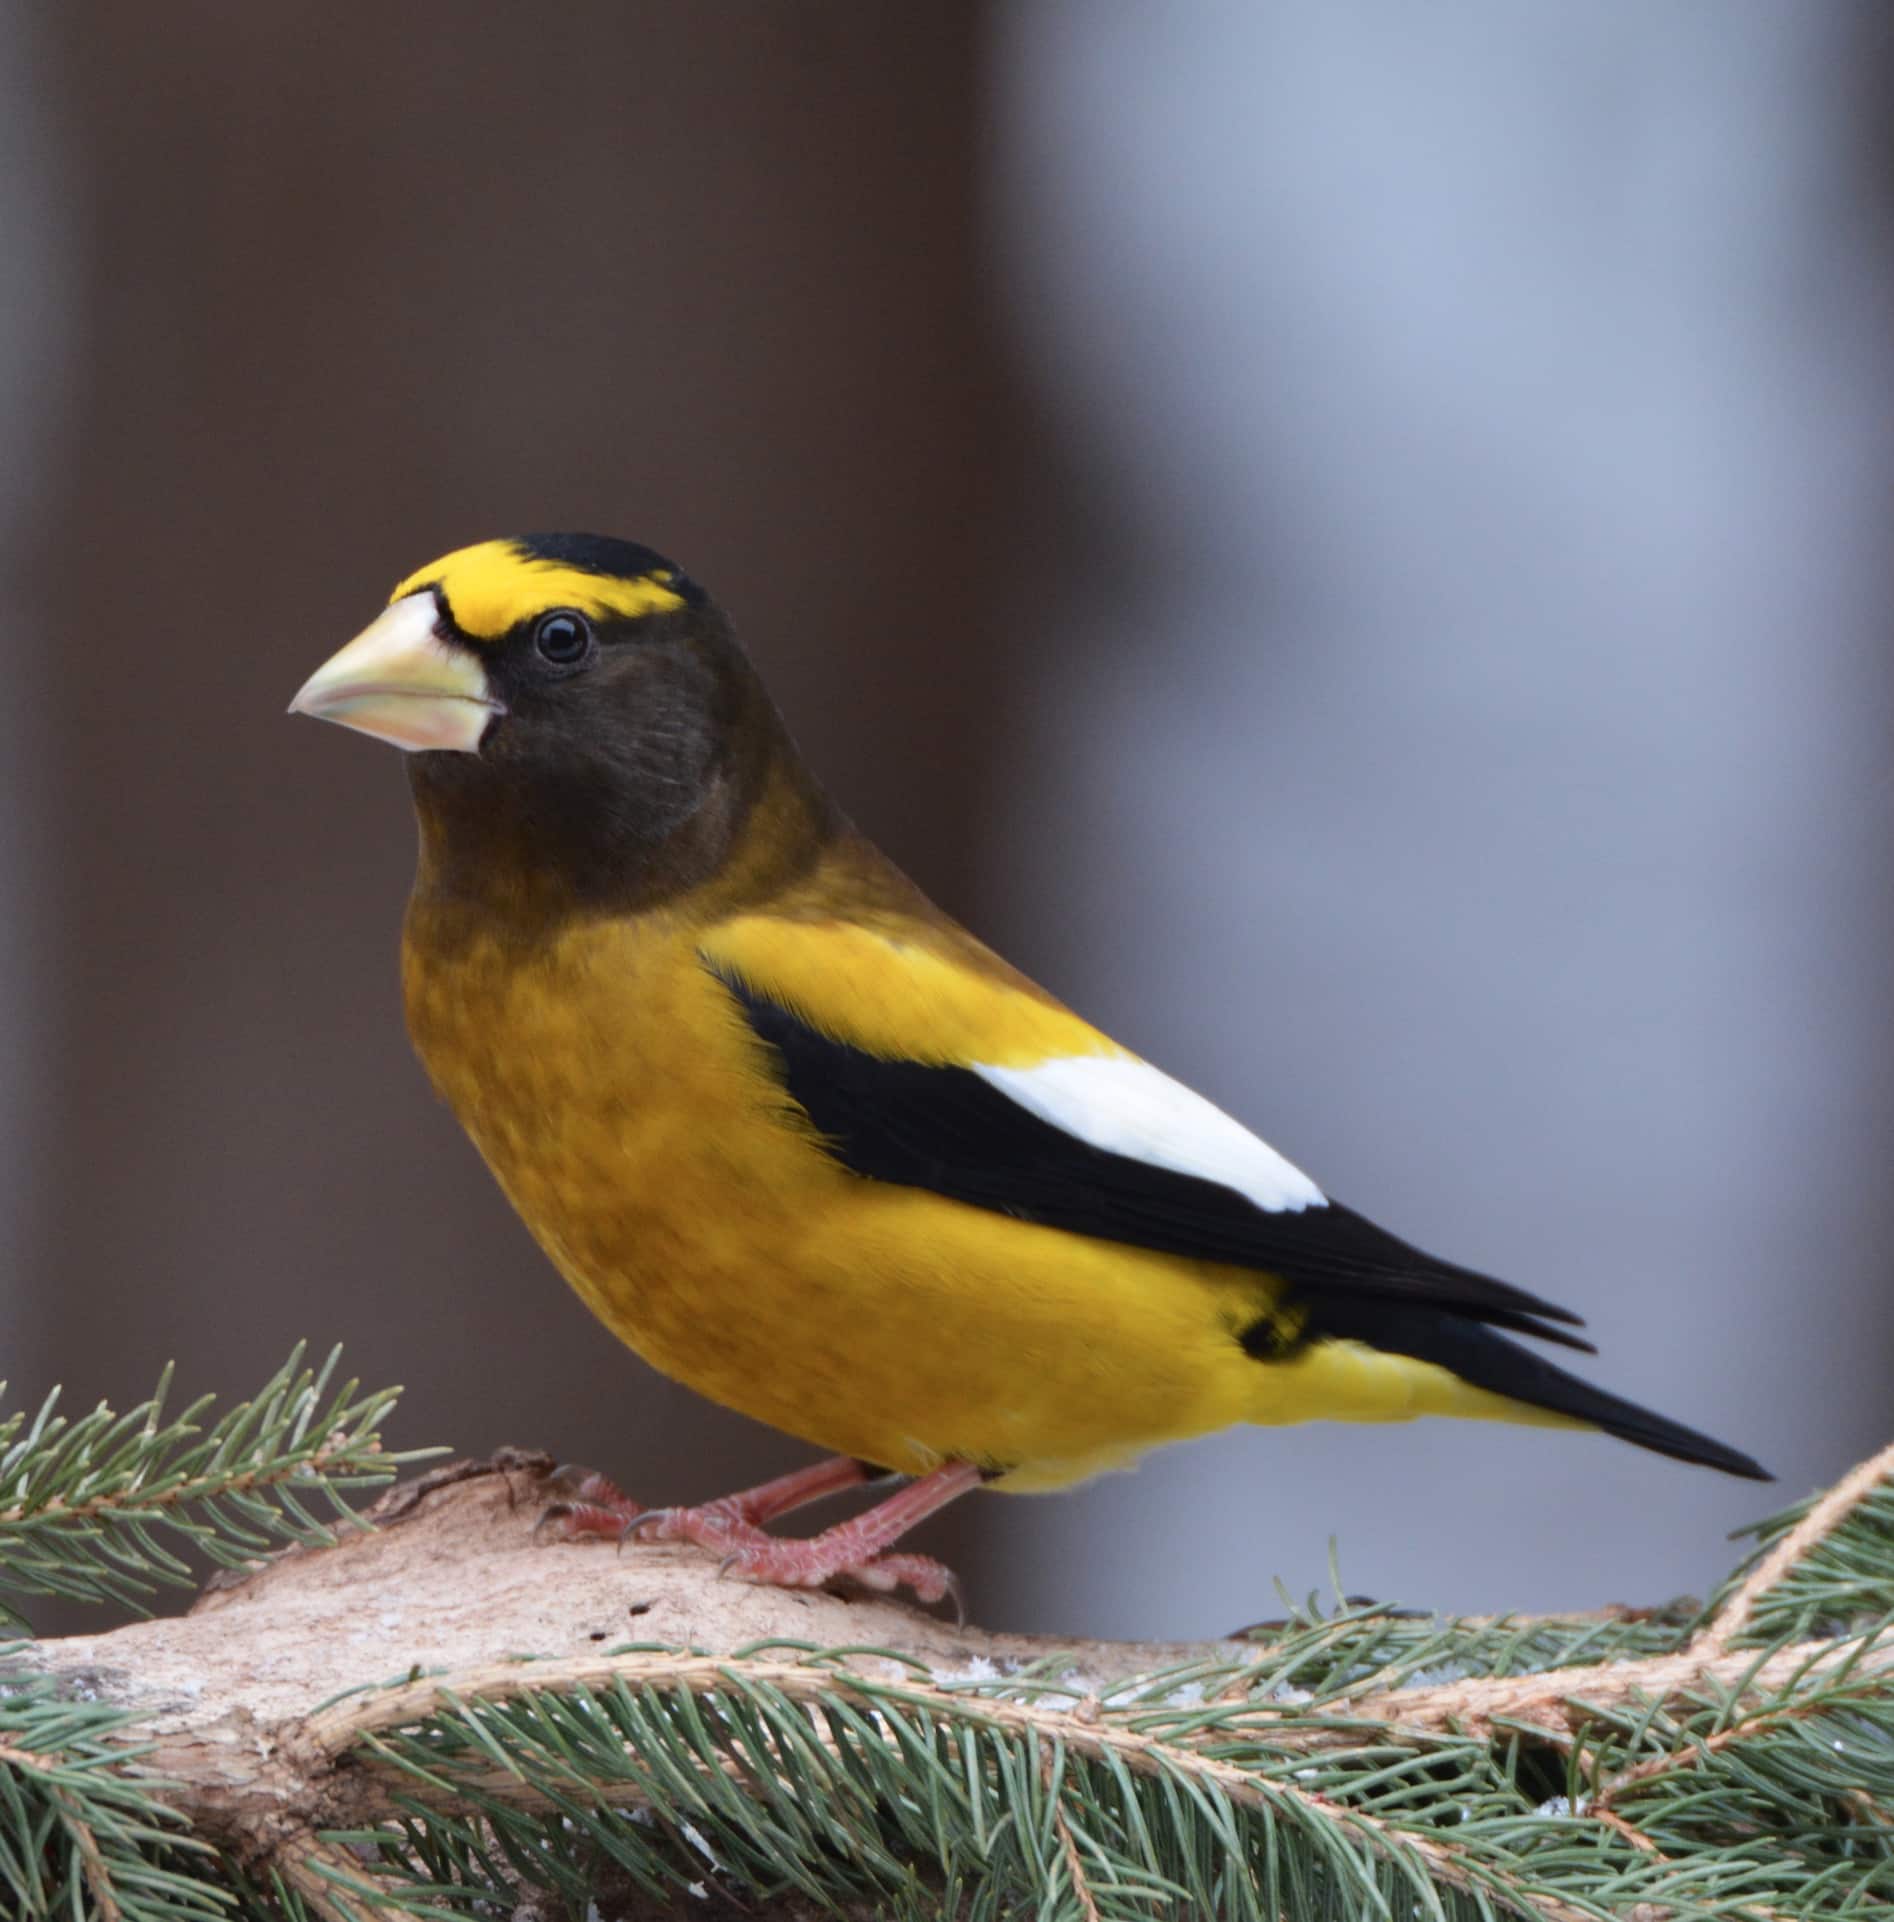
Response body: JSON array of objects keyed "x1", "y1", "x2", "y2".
[{"x1": 290, "y1": 534, "x2": 838, "y2": 919}]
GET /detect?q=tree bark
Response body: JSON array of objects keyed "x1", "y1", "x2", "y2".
[{"x1": 12, "y1": 1447, "x2": 1887, "y2": 1920}]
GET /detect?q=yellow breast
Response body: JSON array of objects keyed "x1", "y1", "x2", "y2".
[
  {"x1": 402, "y1": 901, "x2": 1516, "y2": 1485},
  {"x1": 403, "y1": 906, "x2": 1272, "y2": 1478}
]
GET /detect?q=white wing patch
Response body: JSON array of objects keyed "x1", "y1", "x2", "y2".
[{"x1": 972, "y1": 1054, "x2": 1327, "y2": 1215}]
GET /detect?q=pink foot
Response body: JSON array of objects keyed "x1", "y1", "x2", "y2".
[
  {"x1": 626, "y1": 1504, "x2": 961, "y2": 1609},
  {"x1": 821, "y1": 1550, "x2": 961, "y2": 1612},
  {"x1": 535, "y1": 1466, "x2": 642, "y2": 1543},
  {"x1": 536, "y1": 1457, "x2": 983, "y2": 1616},
  {"x1": 535, "y1": 1454, "x2": 870, "y2": 1544}
]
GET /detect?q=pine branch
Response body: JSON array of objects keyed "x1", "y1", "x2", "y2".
[
  {"x1": 0, "y1": 1671, "x2": 225, "y2": 1922},
  {"x1": 1, "y1": 1365, "x2": 1890, "y2": 1921},
  {"x1": 0, "y1": 1345, "x2": 434, "y2": 1622},
  {"x1": 1695, "y1": 1438, "x2": 1894, "y2": 1655}
]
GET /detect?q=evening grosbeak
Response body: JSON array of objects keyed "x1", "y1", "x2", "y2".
[{"x1": 290, "y1": 534, "x2": 1767, "y2": 1606}]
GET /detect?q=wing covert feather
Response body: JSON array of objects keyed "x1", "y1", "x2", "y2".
[{"x1": 701, "y1": 931, "x2": 1590, "y2": 1349}]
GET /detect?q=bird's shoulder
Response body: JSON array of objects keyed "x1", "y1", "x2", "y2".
[
  {"x1": 698, "y1": 833, "x2": 1107, "y2": 1070},
  {"x1": 696, "y1": 834, "x2": 1332, "y2": 1221}
]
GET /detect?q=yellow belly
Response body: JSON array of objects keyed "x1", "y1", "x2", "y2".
[{"x1": 402, "y1": 909, "x2": 1539, "y2": 1488}]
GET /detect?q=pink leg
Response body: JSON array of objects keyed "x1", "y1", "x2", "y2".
[
  {"x1": 634, "y1": 1461, "x2": 983, "y2": 1608},
  {"x1": 538, "y1": 1454, "x2": 868, "y2": 1542}
]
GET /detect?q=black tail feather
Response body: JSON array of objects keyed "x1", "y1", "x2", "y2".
[{"x1": 1313, "y1": 1302, "x2": 1771, "y2": 1480}]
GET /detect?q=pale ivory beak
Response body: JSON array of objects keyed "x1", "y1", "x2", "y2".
[{"x1": 288, "y1": 592, "x2": 502, "y2": 752}]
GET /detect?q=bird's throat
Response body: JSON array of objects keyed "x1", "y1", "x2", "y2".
[{"x1": 404, "y1": 723, "x2": 841, "y2": 936}]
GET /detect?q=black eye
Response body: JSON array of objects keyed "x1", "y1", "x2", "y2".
[{"x1": 532, "y1": 610, "x2": 593, "y2": 666}]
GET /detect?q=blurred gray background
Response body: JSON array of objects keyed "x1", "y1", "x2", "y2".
[{"x1": 3, "y1": 2, "x2": 1889, "y2": 1641}]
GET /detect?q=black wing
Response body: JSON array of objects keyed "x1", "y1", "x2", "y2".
[
  {"x1": 715, "y1": 966, "x2": 1587, "y2": 1348},
  {"x1": 715, "y1": 965, "x2": 1770, "y2": 1481}
]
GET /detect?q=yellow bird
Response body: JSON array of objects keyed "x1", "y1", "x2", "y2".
[{"x1": 291, "y1": 533, "x2": 1767, "y2": 1604}]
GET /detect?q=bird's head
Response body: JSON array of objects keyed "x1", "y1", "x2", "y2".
[
  {"x1": 292, "y1": 534, "x2": 826, "y2": 909},
  {"x1": 290, "y1": 532, "x2": 718, "y2": 756}
]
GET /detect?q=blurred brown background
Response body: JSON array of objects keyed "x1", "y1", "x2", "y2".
[{"x1": 4, "y1": 3, "x2": 1891, "y2": 1639}]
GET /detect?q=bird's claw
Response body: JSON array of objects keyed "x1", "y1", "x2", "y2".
[
  {"x1": 624, "y1": 1501, "x2": 958, "y2": 1608},
  {"x1": 708, "y1": 1534, "x2": 960, "y2": 1611},
  {"x1": 620, "y1": 1500, "x2": 746, "y2": 1548},
  {"x1": 533, "y1": 1464, "x2": 649, "y2": 1544},
  {"x1": 533, "y1": 1459, "x2": 970, "y2": 1614}
]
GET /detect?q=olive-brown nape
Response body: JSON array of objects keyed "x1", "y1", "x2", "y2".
[{"x1": 389, "y1": 534, "x2": 697, "y2": 644}]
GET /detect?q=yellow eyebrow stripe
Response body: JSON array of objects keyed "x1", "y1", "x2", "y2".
[{"x1": 390, "y1": 539, "x2": 685, "y2": 642}]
